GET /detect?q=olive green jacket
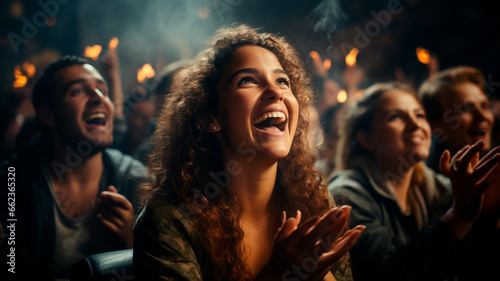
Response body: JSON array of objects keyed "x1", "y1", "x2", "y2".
[{"x1": 133, "y1": 193, "x2": 353, "y2": 281}]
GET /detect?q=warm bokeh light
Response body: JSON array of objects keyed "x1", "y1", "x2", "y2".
[
  {"x1": 22, "y1": 61, "x2": 36, "y2": 77},
  {"x1": 84, "y1": 45, "x2": 102, "y2": 60},
  {"x1": 197, "y1": 7, "x2": 210, "y2": 19},
  {"x1": 345, "y1": 48, "x2": 359, "y2": 67},
  {"x1": 46, "y1": 16, "x2": 56, "y2": 26},
  {"x1": 337, "y1": 89, "x2": 347, "y2": 103},
  {"x1": 310, "y1": 50, "x2": 329, "y2": 77},
  {"x1": 13, "y1": 76, "x2": 28, "y2": 88},
  {"x1": 323, "y1": 58, "x2": 331, "y2": 70},
  {"x1": 13, "y1": 65, "x2": 28, "y2": 88},
  {"x1": 354, "y1": 89, "x2": 364, "y2": 99},
  {"x1": 108, "y1": 37, "x2": 119, "y2": 51},
  {"x1": 137, "y1": 64, "x2": 156, "y2": 83},
  {"x1": 309, "y1": 50, "x2": 320, "y2": 59},
  {"x1": 10, "y1": 1, "x2": 23, "y2": 19},
  {"x1": 416, "y1": 47, "x2": 430, "y2": 64}
]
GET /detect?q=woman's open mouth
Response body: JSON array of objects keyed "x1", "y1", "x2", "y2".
[{"x1": 252, "y1": 111, "x2": 287, "y2": 132}]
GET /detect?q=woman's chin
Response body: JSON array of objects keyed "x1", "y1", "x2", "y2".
[{"x1": 261, "y1": 147, "x2": 291, "y2": 163}]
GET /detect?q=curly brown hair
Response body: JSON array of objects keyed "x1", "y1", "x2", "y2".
[{"x1": 140, "y1": 24, "x2": 331, "y2": 280}]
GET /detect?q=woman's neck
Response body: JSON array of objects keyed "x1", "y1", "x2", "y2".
[
  {"x1": 225, "y1": 156, "x2": 279, "y2": 219},
  {"x1": 377, "y1": 156, "x2": 415, "y2": 212},
  {"x1": 225, "y1": 158, "x2": 282, "y2": 277}
]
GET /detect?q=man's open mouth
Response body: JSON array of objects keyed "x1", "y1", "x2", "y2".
[
  {"x1": 85, "y1": 112, "x2": 107, "y2": 126},
  {"x1": 252, "y1": 111, "x2": 287, "y2": 132},
  {"x1": 469, "y1": 127, "x2": 488, "y2": 138}
]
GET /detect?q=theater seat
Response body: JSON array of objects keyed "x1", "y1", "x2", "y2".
[{"x1": 70, "y1": 249, "x2": 136, "y2": 281}]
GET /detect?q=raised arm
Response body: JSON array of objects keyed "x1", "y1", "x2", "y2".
[{"x1": 439, "y1": 140, "x2": 500, "y2": 239}]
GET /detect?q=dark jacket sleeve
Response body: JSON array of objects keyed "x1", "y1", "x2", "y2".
[
  {"x1": 103, "y1": 148, "x2": 147, "y2": 212},
  {"x1": 329, "y1": 172, "x2": 463, "y2": 281},
  {"x1": 133, "y1": 197, "x2": 204, "y2": 281}
]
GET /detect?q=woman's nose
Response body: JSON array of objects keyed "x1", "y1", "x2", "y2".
[{"x1": 261, "y1": 83, "x2": 284, "y2": 102}]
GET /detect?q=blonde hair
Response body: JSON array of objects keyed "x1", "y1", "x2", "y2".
[{"x1": 335, "y1": 81, "x2": 416, "y2": 171}]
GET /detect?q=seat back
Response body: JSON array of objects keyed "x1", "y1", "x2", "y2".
[{"x1": 70, "y1": 249, "x2": 136, "y2": 281}]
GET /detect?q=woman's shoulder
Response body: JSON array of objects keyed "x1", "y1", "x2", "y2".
[
  {"x1": 327, "y1": 168, "x2": 376, "y2": 206},
  {"x1": 135, "y1": 192, "x2": 199, "y2": 241},
  {"x1": 133, "y1": 193, "x2": 205, "y2": 280},
  {"x1": 328, "y1": 168, "x2": 369, "y2": 195}
]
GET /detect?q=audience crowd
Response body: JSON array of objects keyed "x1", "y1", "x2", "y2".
[{"x1": 1, "y1": 22, "x2": 499, "y2": 281}]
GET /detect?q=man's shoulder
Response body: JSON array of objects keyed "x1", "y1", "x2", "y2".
[
  {"x1": 102, "y1": 148, "x2": 147, "y2": 192},
  {"x1": 103, "y1": 148, "x2": 146, "y2": 173}
]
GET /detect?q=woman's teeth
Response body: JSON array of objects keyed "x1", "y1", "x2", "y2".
[{"x1": 252, "y1": 111, "x2": 286, "y2": 125}]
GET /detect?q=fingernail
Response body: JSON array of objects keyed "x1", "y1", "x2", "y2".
[
  {"x1": 341, "y1": 205, "x2": 352, "y2": 212},
  {"x1": 335, "y1": 208, "x2": 344, "y2": 218},
  {"x1": 335, "y1": 205, "x2": 351, "y2": 218}
]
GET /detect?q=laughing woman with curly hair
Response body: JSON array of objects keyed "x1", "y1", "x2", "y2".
[{"x1": 133, "y1": 25, "x2": 365, "y2": 281}]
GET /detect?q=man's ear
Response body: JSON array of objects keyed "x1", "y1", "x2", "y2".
[
  {"x1": 207, "y1": 118, "x2": 221, "y2": 133},
  {"x1": 37, "y1": 106, "x2": 55, "y2": 127},
  {"x1": 355, "y1": 130, "x2": 374, "y2": 151}
]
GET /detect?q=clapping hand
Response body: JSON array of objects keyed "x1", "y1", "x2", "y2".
[
  {"x1": 96, "y1": 185, "x2": 135, "y2": 248},
  {"x1": 255, "y1": 206, "x2": 365, "y2": 281},
  {"x1": 439, "y1": 140, "x2": 500, "y2": 237}
]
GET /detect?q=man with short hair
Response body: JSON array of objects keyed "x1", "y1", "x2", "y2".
[
  {"x1": 418, "y1": 65, "x2": 499, "y2": 281},
  {"x1": 418, "y1": 65, "x2": 495, "y2": 171},
  {"x1": 1, "y1": 55, "x2": 146, "y2": 280}
]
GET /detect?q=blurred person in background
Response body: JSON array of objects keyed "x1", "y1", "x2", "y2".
[
  {"x1": 112, "y1": 87, "x2": 155, "y2": 157},
  {"x1": 418, "y1": 65, "x2": 500, "y2": 280},
  {"x1": 132, "y1": 60, "x2": 187, "y2": 164},
  {"x1": 329, "y1": 81, "x2": 500, "y2": 281},
  {"x1": 0, "y1": 55, "x2": 146, "y2": 280},
  {"x1": 316, "y1": 103, "x2": 345, "y2": 179}
]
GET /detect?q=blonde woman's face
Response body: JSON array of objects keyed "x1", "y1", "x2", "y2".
[
  {"x1": 359, "y1": 90, "x2": 432, "y2": 166},
  {"x1": 214, "y1": 45, "x2": 299, "y2": 164}
]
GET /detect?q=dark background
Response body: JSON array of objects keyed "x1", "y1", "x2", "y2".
[{"x1": 1, "y1": 0, "x2": 499, "y2": 119}]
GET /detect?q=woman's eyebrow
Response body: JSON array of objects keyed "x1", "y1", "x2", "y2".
[
  {"x1": 226, "y1": 68, "x2": 289, "y2": 85},
  {"x1": 382, "y1": 107, "x2": 424, "y2": 115},
  {"x1": 274, "y1": 69, "x2": 288, "y2": 77},
  {"x1": 226, "y1": 68, "x2": 258, "y2": 85}
]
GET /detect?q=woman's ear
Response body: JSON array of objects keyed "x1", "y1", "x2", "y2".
[
  {"x1": 36, "y1": 106, "x2": 55, "y2": 127},
  {"x1": 207, "y1": 118, "x2": 221, "y2": 133},
  {"x1": 355, "y1": 130, "x2": 374, "y2": 151}
]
